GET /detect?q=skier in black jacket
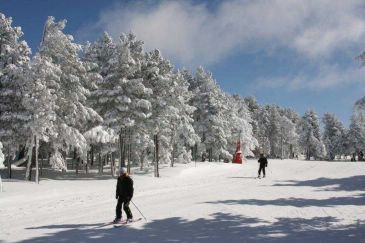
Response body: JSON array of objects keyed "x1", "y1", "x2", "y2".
[
  {"x1": 114, "y1": 167, "x2": 134, "y2": 223},
  {"x1": 258, "y1": 154, "x2": 268, "y2": 178}
]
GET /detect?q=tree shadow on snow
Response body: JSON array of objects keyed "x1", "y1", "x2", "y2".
[
  {"x1": 205, "y1": 193, "x2": 365, "y2": 208},
  {"x1": 272, "y1": 175, "x2": 365, "y2": 192},
  {"x1": 20, "y1": 212, "x2": 365, "y2": 243},
  {"x1": 207, "y1": 175, "x2": 365, "y2": 208}
]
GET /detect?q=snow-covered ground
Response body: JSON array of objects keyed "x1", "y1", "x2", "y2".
[{"x1": 1, "y1": 159, "x2": 365, "y2": 243}]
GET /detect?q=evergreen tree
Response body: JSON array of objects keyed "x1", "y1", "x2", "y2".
[
  {"x1": 279, "y1": 108, "x2": 299, "y2": 158},
  {"x1": 0, "y1": 13, "x2": 31, "y2": 156},
  {"x1": 256, "y1": 106, "x2": 271, "y2": 155},
  {"x1": 229, "y1": 94, "x2": 258, "y2": 157},
  {"x1": 322, "y1": 113, "x2": 346, "y2": 160},
  {"x1": 348, "y1": 111, "x2": 365, "y2": 154},
  {"x1": 39, "y1": 16, "x2": 102, "y2": 170},
  {"x1": 189, "y1": 67, "x2": 231, "y2": 161},
  {"x1": 298, "y1": 110, "x2": 325, "y2": 160},
  {"x1": 244, "y1": 96, "x2": 261, "y2": 155},
  {"x1": 23, "y1": 54, "x2": 61, "y2": 180},
  {"x1": 0, "y1": 142, "x2": 4, "y2": 168},
  {"x1": 168, "y1": 71, "x2": 199, "y2": 165},
  {"x1": 142, "y1": 49, "x2": 175, "y2": 165}
]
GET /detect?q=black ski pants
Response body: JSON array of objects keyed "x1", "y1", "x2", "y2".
[
  {"x1": 258, "y1": 164, "x2": 266, "y2": 177},
  {"x1": 116, "y1": 197, "x2": 133, "y2": 219}
]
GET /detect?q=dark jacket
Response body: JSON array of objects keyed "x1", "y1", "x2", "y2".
[
  {"x1": 258, "y1": 157, "x2": 268, "y2": 167},
  {"x1": 116, "y1": 175, "x2": 134, "y2": 200}
]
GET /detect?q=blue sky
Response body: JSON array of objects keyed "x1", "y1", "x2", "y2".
[{"x1": 2, "y1": 0, "x2": 365, "y2": 126}]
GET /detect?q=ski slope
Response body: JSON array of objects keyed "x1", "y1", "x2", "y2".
[{"x1": 1, "y1": 159, "x2": 365, "y2": 242}]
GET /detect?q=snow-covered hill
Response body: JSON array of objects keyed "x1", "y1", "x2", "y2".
[{"x1": 1, "y1": 159, "x2": 365, "y2": 242}]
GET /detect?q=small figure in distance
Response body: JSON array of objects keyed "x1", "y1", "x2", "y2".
[{"x1": 258, "y1": 153, "x2": 268, "y2": 178}]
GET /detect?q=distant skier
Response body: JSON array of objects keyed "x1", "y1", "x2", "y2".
[
  {"x1": 258, "y1": 154, "x2": 268, "y2": 178},
  {"x1": 114, "y1": 167, "x2": 134, "y2": 223}
]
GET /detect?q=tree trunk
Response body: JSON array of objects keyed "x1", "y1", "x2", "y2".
[
  {"x1": 209, "y1": 148, "x2": 212, "y2": 162},
  {"x1": 127, "y1": 128, "x2": 131, "y2": 174},
  {"x1": 153, "y1": 137, "x2": 156, "y2": 176},
  {"x1": 171, "y1": 144, "x2": 175, "y2": 167},
  {"x1": 154, "y1": 134, "x2": 159, "y2": 177},
  {"x1": 7, "y1": 146, "x2": 11, "y2": 179},
  {"x1": 47, "y1": 152, "x2": 51, "y2": 165},
  {"x1": 119, "y1": 132, "x2": 122, "y2": 170},
  {"x1": 85, "y1": 151, "x2": 89, "y2": 174},
  {"x1": 29, "y1": 154, "x2": 34, "y2": 181},
  {"x1": 111, "y1": 152, "x2": 115, "y2": 178},
  {"x1": 140, "y1": 150, "x2": 145, "y2": 171},
  {"x1": 40, "y1": 153, "x2": 43, "y2": 176},
  {"x1": 119, "y1": 128, "x2": 126, "y2": 169},
  {"x1": 101, "y1": 154, "x2": 105, "y2": 173},
  {"x1": 90, "y1": 145, "x2": 94, "y2": 167},
  {"x1": 73, "y1": 148, "x2": 77, "y2": 174},
  {"x1": 127, "y1": 144, "x2": 130, "y2": 174},
  {"x1": 76, "y1": 157, "x2": 79, "y2": 175},
  {"x1": 194, "y1": 144, "x2": 198, "y2": 162},
  {"x1": 25, "y1": 138, "x2": 34, "y2": 180},
  {"x1": 98, "y1": 153, "x2": 102, "y2": 174},
  {"x1": 35, "y1": 136, "x2": 39, "y2": 184}
]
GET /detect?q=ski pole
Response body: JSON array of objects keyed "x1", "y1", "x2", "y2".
[{"x1": 131, "y1": 200, "x2": 147, "y2": 221}]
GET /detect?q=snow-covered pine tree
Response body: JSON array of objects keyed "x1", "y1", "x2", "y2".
[
  {"x1": 298, "y1": 110, "x2": 325, "y2": 160},
  {"x1": 0, "y1": 13, "x2": 31, "y2": 165},
  {"x1": 83, "y1": 125, "x2": 117, "y2": 174},
  {"x1": 349, "y1": 50, "x2": 365, "y2": 157},
  {"x1": 348, "y1": 111, "x2": 365, "y2": 155},
  {"x1": 244, "y1": 96, "x2": 261, "y2": 156},
  {"x1": 0, "y1": 142, "x2": 4, "y2": 168},
  {"x1": 254, "y1": 105, "x2": 281, "y2": 157},
  {"x1": 39, "y1": 16, "x2": 102, "y2": 170},
  {"x1": 168, "y1": 71, "x2": 199, "y2": 166},
  {"x1": 322, "y1": 113, "x2": 346, "y2": 160},
  {"x1": 255, "y1": 106, "x2": 271, "y2": 156},
  {"x1": 82, "y1": 32, "x2": 115, "y2": 80},
  {"x1": 86, "y1": 33, "x2": 151, "y2": 170},
  {"x1": 23, "y1": 54, "x2": 61, "y2": 181},
  {"x1": 120, "y1": 34, "x2": 152, "y2": 171},
  {"x1": 82, "y1": 33, "x2": 116, "y2": 170},
  {"x1": 142, "y1": 49, "x2": 174, "y2": 169},
  {"x1": 265, "y1": 105, "x2": 283, "y2": 158},
  {"x1": 278, "y1": 108, "x2": 299, "y2": 159},
  {"x1": 229, "y1": 94, "x2": 258, "y2": 157},
  {"x1": 189, "y1": 67, "x2": 231, "y2": 161},
  {"x1": 247, "y1": 101, "x2": 299, "y2": 158}
]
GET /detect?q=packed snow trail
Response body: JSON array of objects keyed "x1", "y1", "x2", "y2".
[{"x1": 1, "y1": 159, "x2": 365, "y2": 242}]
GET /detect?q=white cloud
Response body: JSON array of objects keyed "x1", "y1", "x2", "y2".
[
  {"x1": 256, "y1": 64, "x2": 365, "y2": 90},
  {"x1": 80, "y1": 0, "x2": 365, "y2": 66}
]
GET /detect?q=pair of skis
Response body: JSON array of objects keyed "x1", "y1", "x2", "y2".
[{"x1": 112, "y1": 218, "x2": 142, "y2": 227}]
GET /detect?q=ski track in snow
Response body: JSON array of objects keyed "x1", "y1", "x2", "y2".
[{"x1": 1, "y1": 159, "x2": 365, "y2": 242}]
